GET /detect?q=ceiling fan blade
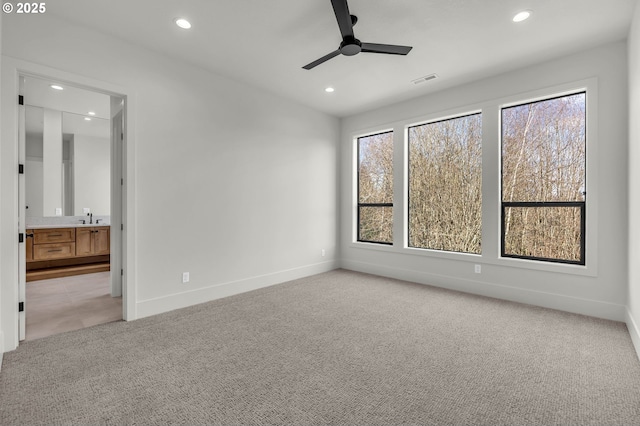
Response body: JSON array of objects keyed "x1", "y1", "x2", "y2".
[
  {"x1": 361, "y1": 43, "x2": 413, "y2": 55},
  {"x1": 331, "y1": 0, "x2": 354, "y2": 39},
  {"x1": 302, "y1": 49, "x2": 341, "y2": 70}
]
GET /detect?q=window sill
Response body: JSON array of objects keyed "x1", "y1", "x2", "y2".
[{"x1": 348, "y1": 241, "x2": 596, "y2": 277}]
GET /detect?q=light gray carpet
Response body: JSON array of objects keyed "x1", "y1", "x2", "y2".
[{"x1": 1, "y1": 269, "x2": 639, "y2": 425}]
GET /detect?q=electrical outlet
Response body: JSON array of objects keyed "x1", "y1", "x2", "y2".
[
  {"x1": 474, "y1": 264, "x2": 481, "y2": 274},
  {"x1": 321, "y1": 249, "x2": 326, "y2": 257},
  {"x1": 55, "y1": 208, "x2": 62, "y2": 216},
  {"x1": 83, "y1": 207, "x2": 91, "y2": 214},
  {"x1": 182, "y1": 272, "x2": 190, "y2": 283}
]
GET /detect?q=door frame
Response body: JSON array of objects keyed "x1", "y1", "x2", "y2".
[{"x1": 1, "y1": 57, "x2": 137, "y2": 351}]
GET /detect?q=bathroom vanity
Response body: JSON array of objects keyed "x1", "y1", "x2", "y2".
[{"x1": 26, "y1": 224, "x2": 110, "y2": 281}]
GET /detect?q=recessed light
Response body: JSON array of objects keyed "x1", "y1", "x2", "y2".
[
  {"x1": 88, "y1": 111, "x2": 96, "y2": 116},
  {"x1": 325, "y1": 87, "x2": 335, "y2": 93},
  {"x1": 50, "y1": 85, "x2": 63, "y2": 90},
  {"x1": 84, "y1": 117, "x2": 92, "y2": 121},
  {"x1": 175, "y1": 18, "x2": 191, "y2": 29},
  {"x1": 513, "y1": 10, "x2": 532, "y2": 22}
]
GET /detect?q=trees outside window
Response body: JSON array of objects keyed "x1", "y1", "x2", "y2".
[
  {"x1": 355, "y1": 89, "x2": 588, "y2": 267},
  {"x1": 501, "y1": 92, "x2": 586, "y2": 264},
  {"x1": 357, "y1": 131, "x2": 393, "y2": 244},
  {"x1": 408, "y1": 113, "x2": 482, "y2": 254}
]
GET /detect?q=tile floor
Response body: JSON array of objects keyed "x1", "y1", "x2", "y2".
[{"x1": 25, "y1": 271, "x2": 122, "y2": 341}]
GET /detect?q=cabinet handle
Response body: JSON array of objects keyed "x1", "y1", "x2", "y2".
[{"x1": 47, "y1": 249, "x2": 63, "y2": 253}]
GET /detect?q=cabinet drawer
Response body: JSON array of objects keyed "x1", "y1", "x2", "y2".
[
  {"x1": 33, "y1": 242, "x2": 76, "y2": 261},
  {"x1": 34, "y1": 228, "x2": 75, "y2": 244}
]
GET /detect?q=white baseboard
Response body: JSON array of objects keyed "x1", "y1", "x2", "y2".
[
  {"x1": 136, "y1": 260, "x2": 339, "y2": 319},
  {"x1": 342, "y1": 259, "x2": 626, "y2": 322},
  {"x1": 626, "y1": 308, "x2": 640, "y2": 362}
]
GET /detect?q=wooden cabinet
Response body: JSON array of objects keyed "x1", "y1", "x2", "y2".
[
  {"x1": 33, "y1": 242, "x2": 76, "y2": 260},
  {"x1": 26, "y1": 226, "x2": 110, "y2": 261},
  {"x1": 94, "y1": 227, "x2": 110, "y2": 255},
  {"x1": 26, "y1": 230, "x2": 33, "y2": 262},
  {"x1": 76, "y1": 227, "x2": 110, "y2": 257},
  {"x1": 26, "y1": 225, "x2": 111, "y2": 281},
  {"x1": 31, "y1": 228, "x2": 76, "y2": 261},
  {"x1": 33, "y1": 228, "x2": 75, "y2": 245},
  {"x1": 76, "y1": 228, "x2": 92, "y2": 256}
]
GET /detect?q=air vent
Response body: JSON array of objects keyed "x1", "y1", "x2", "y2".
[{"x1": 411, "y1": 74, "x2": 438, "y2": 85}]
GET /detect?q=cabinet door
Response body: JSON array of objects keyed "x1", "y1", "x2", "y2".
[
  {"x1": 76, "y1": 227, "x2": 93, "y2": 256},
  {"x1": 93, "y1": 228, "x2": 110, "y2": 255}
]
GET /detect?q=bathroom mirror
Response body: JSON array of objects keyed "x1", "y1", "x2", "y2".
[{"x1": 25, "y1": 105, "x2": 111, "y2": 217}]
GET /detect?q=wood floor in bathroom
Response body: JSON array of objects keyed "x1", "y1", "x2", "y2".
[{"x1": 25, "y1": 271, "x2": 122, "y2": 341}]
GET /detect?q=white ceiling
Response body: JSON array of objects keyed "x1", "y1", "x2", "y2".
[
  {"x1": 46, "y1": 0, "x2": 637, "y2": 117},
  {"x1": 23, "y1": 76, "x2": 111, "y2": 119},
  {"x1": 24, "y1": 75, "x2": 110, "y2": 138}
]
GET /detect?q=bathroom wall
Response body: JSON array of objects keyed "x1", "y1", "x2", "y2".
[{"x1": 73, "y1": 135, "x2": 110, "y2": 216}]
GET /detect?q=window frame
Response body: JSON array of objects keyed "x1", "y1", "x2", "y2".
[
  {"x1": 499, "y1": 91, "x2": 587, "y2": 266},
  {"x1": 406, "y1": 111, "x2": 483, "y2": 255},
  {"x1": 356, "y1": 130, "x2": 394, "y2": 245},
  {"x1": 349, "y1": 79, "x2": 597, "y2": 277},
  {"x1": 500, "y1": 201, "x2": 586, "y2": 265}
]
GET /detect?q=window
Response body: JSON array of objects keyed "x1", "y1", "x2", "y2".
[
  {"x1": 501, "y1": 92, "x2": 586, "y2": 264},
  {"x1": 408, "y1": 113, "x2": 482, "y2": 254},
  {"x1": 357, "y1": 131, "x2": 393, "y2": 244}
]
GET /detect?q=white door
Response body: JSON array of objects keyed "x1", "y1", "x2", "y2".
[
  {"x1": 18, "y1": 79, "x2": 27, "y2": 341},
  {"x1": 110, "y1": 108, "x2": 124, "y2": 298}
]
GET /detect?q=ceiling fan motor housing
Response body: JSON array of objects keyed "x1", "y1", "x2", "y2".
[{"x1": 340, "y1": 37, "x2": 362, "y2": 56}]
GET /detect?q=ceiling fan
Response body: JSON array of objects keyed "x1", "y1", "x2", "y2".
[{"x1": 302, "y1": 0, "x2": 413, "y2": 70}]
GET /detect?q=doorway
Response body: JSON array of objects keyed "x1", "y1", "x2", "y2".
[{"x1": 18, "y1": 74, "x2": 125, "y2": 341}]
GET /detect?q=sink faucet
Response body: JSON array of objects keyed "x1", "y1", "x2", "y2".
[
  {"x1": 87, "y1": 212, "x2": 93, "y2": 224},
  {"x1": 79, "y1": 219, "x2": 86, "y2": 224}
]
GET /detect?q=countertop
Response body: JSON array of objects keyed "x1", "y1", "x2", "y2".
[{"x1": 27, "y1": 223, "x2": 110, "y2": 229}]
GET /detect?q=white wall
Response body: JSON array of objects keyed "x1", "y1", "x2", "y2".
[
  {"x1": 73, "y1": 135, "x2": 110, "y2": 216},
  {"x1": 0, "y1": 6, "x2": 4, "y2": 365},
  {"x1": 627, "y1": 2, "x2": 640, "y2": 357},
  {"x1": 25, "y1": 120, "x2": 45, "y2": 217},
  {"x1": 25, "y1": 159, "x2": 43, "y2": 217},
  {"x1": 341, "y1": 41, "x2": 629, "y2": 321},
  {"x1": 42, "y1": 108, "x2": 62, "y2": 216},
  {"x1": 1, "y1": 14, "x2": 339, "y2": 350}
]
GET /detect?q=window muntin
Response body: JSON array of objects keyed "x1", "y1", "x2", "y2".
[
  {"x1": 408, "y1": 113, "x2": 482, "y2": 254},
  {"x1": 357, "y1": 131, "x2": 393, "y2": 244},
  {"x1": 501, "y1": 92, "x2": 586, "y2": 264}
]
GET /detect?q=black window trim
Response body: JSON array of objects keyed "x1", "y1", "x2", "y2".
[
  {"x1": 500, "y1": 91, "x2": 587, "y2": 266},
  {"x1": 356, "y1": 131, "x2": 394, "y2": 245},
  {"x1": 500, "y1": 201, "x2": 586, "y2": 265}
]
